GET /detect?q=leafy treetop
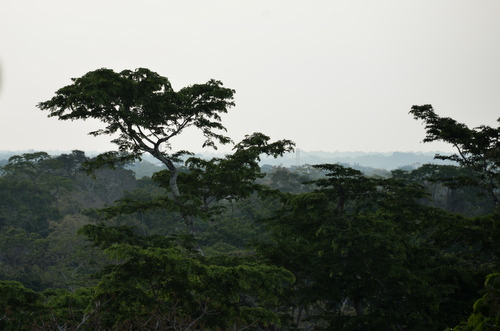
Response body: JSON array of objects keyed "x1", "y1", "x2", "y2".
[
  {"x1": 38, "y1": 68, "x2": 236, "y2": 162},
  {"x1": 38, "y1": 68, "x2": 294, "y2": 237},
  {"x1": 410, "y1": 104, "x2": 500, "y2": 207}
]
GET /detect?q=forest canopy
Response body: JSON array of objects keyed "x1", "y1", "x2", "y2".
[{"x1": 0, "y1": 69, "x2": 498, "y2": 330}]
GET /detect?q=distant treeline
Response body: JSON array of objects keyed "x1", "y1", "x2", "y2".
[{"x1": 1, "y1": 149, "x2": 455, "y2": 175}]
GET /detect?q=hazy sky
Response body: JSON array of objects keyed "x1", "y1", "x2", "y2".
[{"x1": 1, "y1": 1, "x2": 499, "y2": 154}]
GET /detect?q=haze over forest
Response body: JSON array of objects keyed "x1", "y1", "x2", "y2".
[
  {"x1": 0, "y1": 149, "x2": 455, "y2": 173},
  {"x1": 1, "y1": 2, "x2": 499, "y2": 330}
]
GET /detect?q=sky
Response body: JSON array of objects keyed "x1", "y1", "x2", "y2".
[{"x1": 1, "y1": 1, "x2": 499, "y2": 154}]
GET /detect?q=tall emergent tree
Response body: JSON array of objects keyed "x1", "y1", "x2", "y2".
[
  {"x1": 33, "y1": 68, "x2": 296, "y2": 329},
  {"x1": 410, "y1": 104, "x2": 500, "y2": 209},
  {"x1": 38, "y1": 68, "x2": 294, "y2": 236}
]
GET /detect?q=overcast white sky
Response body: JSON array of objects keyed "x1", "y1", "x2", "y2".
[{"x1": 1, "y1": 1, "x2": 499, "y2": 154}]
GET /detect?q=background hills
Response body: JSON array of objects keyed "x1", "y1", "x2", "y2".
[{"x1": 1, "y1": 149, "x2": 455, "y2": 178}]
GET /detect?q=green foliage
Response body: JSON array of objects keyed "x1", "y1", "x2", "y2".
[
  {"x1": 392, "y1": 164, "x2": 494, "y2": 215},
  {"x1": 263, "y1": 165, "x2": 315, "y2": 194},
  {"x1": 41, "y1": 287, "x2": 93, "y2": 328},
  {"x1": 0, "y1": 150, "x2": 136, "y2": 292},
  {"x1": 179, "y1": 133, "x2": 295, "y2": 216},
  {"x1": 43, "y1": 215, "x2": 106, "y2": 291},
  {"x1": 197, "y1": 194, "x2": 279, "y2": 255},
  {"x1": 410, "y1": 104, "x2": 500, "y2": 208},
  {"x1": 0, "y1": 227, "x2": 48, "y2": 291},
  {"x1": 94, "y1": 133, "x2": 294, "y2": 240},
  {"x1": 38, "y1": 68, "x2": 295, "y2": 238},
  {"x1": 2, "y1": 148, "x2": 498, "y2": 329},
  {"x1": 452, "y1": 273, "x2": 500, "y2": 331},
  {"x1": 256, "y1": 163, "x2": 484, "y2": 330},
  {"x1": 74, "y1": 239, "x2": 294, "y2": 330},
  {"x1": 77, "y1": 222, "x2": 197, "y2": 253},
  {"x1": 1, "y1": 283, "x2": 93, "y2": 330},
  {"x1": 0, "y1": 280, "x2": 45, "y2": 330},
  {"x1": 0, "y1": 152, "x2": 67, "y2": 235},
  {"x1": 38, "y1": 67, "x2": 236, "y2": 157},
  {"x1": 0, "y1": 74, "x2": 490, "y2": 330}
]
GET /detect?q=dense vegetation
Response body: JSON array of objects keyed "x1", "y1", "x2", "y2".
[{"x1": 0, "y1": 69, "x2": 499, "y2": 330}]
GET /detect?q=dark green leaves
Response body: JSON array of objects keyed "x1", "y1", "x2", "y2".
[
  {"x1": 38, "y1": 68, "x2": 243, "y2": 236},
  {"x1": 410, "y1": 104, "x2": 500, "y2": 208},
  {"x1": 38, "y1": 68, "x2": 236, "y2": 157},
  {"x1": 83, "y1": 242, "x2": 293, "y2": 330}
]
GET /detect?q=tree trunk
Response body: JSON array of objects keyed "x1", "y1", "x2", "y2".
[{"x1": 153, "y1": 149, "x2": 197, "y2": 237}]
